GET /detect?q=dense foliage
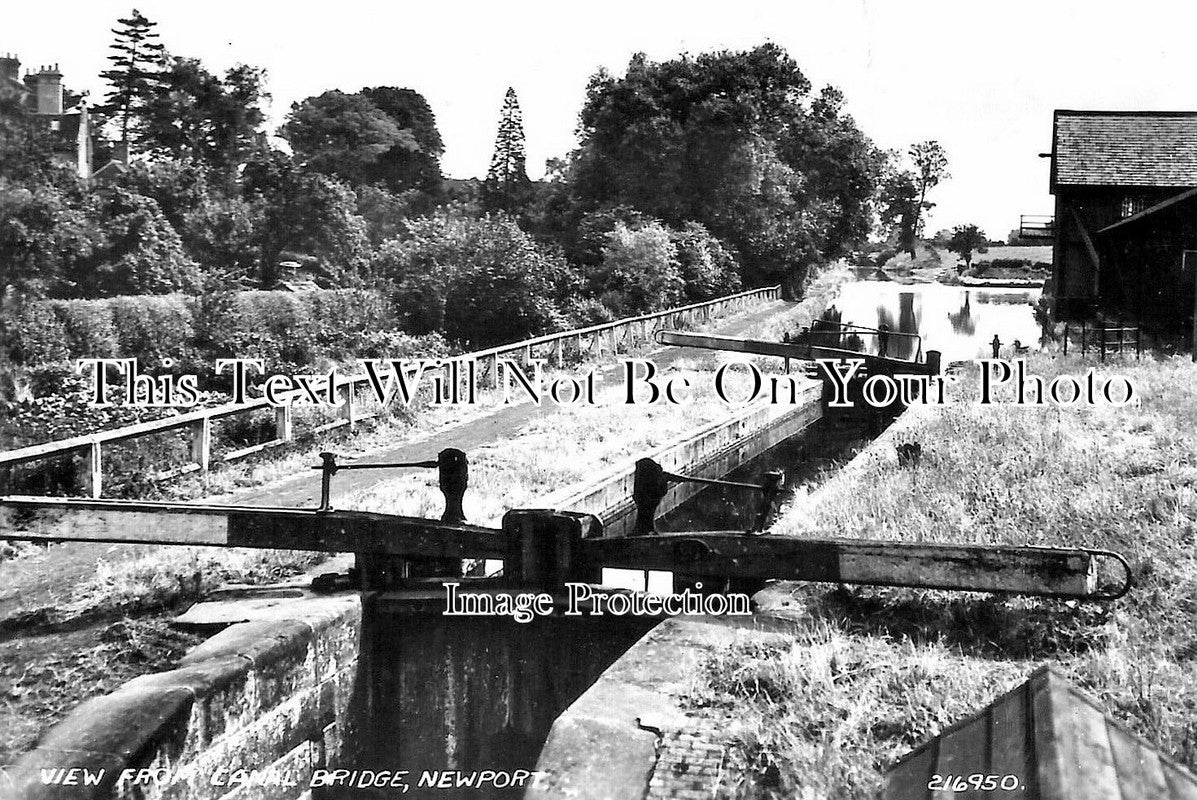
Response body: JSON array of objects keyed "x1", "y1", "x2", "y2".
[
  {"x1": 558, "y1": 45, "x2": 883, "y2": 290},
  {"x1": 2, "y1": 16, "x2": 888, "y2": 384}
]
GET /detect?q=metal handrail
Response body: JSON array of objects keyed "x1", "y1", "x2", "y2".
[{"x1": 803, "y1": 321, "x2": 925, "y2": 362}]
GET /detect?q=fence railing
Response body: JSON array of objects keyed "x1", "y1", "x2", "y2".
[
  {"x1": 0, "y1": 285, "x2": 782, "y2": 498},
  {"x1": 1019, "y1": 215, "x2": 1055, "y2": 239},
  {"x1": 1062, "y1": 320, "x2": 1142, "y2": 361}
]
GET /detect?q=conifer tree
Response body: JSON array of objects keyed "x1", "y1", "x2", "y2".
[
  {"x1": 483, "y1": 87, "x2": 533, "y2": 214},
  {"x1": 100, "y1": 9, "x2": 166, "y2": 147}
]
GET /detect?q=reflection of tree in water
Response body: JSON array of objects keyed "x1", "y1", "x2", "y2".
[
  {"x1": 875, "y1": 305, "x2": 895, "y2": 356},
  {"x1": 947, "y1": 292, "x2": 977, "y2": 336},
  {"x1": 895, "y1": 293, "x2": 920, "y2": 359}
]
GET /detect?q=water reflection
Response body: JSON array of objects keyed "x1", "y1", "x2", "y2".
[{"x1": 822, "y1": 282, "x2": 1043, "y2": 363}]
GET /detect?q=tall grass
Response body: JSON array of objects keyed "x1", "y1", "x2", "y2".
[{"x1": 692, "y1": 352, "x2": 1197, "y2": 798}]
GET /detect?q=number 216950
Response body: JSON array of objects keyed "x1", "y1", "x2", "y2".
[{"x1": 927, "y1": 774, "x2": 1022, "y2": 792}]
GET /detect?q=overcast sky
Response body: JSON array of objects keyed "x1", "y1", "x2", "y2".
[{"x1": 8, "y1": 0, "x2": 1197, "y2": 238}]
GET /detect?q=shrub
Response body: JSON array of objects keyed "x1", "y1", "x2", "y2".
[
  {"x1": 671, "y1": 222, "x2": 742, "y2": 303},
  {"x1": 5, "y1": 303, "x2": 69, "y2": 364},
  {"x1": 566, "y1": 297, "x2": 617, "y2": 328},
  {"x1": 356, "y1": 330, "x2": 452, "y2": 360},
  {"x1": 589, "y1": 221, "x2": 684, "y2": 316},
  {"x1": 50, "y1": 299, "x2": 119, "y2": 359},
  {"x1": 303, "y1": 289, "x2": 393, "y2": 357},
  {"x1": 375, "y1": 211, "x2": 571, "y2": 347}
]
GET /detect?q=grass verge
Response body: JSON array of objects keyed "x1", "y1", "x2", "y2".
[{"x1": 689, "y1": 352, "x2": 1197, "y2": 798}]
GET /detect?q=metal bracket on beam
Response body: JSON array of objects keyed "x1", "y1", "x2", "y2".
[
  {"x1": 632, "y1": 457, "x2": 784, "y2": 536},
  {"x1": 312, "y1": 448, "x2": 467, "y2": 522}
]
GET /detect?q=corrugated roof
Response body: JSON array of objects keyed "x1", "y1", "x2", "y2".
[
  {"x1": 884, "y1": 666, "x2": 1197, "y2": 800},
  {"x1": 1054, "y1": 111, "x2": 1197, "y2": 187}
]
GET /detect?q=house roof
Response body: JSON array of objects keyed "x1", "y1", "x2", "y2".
[
  {"x1": 884, "y1": 666, "x2": 1197, "y2": 800},
  {"x1": 1054, "y1": 110, "x2": 1197, "y2": 188}
]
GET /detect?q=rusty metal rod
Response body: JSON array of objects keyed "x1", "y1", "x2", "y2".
[
  {"x1": 660, "y1": 471, "x2": 768, "y2": 492},
  {"x1": 311, "y1": 460, "x2": 438, "y2": 471}
]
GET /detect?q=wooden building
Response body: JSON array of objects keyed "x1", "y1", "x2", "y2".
[{"x1": 1051, "y1": 110, "x2": 1197, "y2": 327}]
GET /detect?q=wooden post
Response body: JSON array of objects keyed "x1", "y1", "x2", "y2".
[
  {"x1": 1063, "y1": 322, "x2": 1069, "y2": 355},
  {"x1": 85, "y1": 440, "x2": 102, "y2": 499},
  {"x1": 190, "y1": 417, "x2": 212, "y2": 473},
  {"x1": 608, "y1": 327, "x2": 618, "y2": 356},
  {"x1": 554, "y1": 336, "x2": 564, "y2": 368},
  {"x1": 275, "y1": 404, "x2": 293, "y2": 442},
  {"x1": 341, "y1": 382, "x2": 356, "y2": 430},
  {"x1": 1100, "y1": 326, "x2": 1106, "y2": 363}
]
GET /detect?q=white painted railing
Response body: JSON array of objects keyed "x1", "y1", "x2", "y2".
[{"x1": 0, "y1": 285, "x2": 782, "y2": 498}]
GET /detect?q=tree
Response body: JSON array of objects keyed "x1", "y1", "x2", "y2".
[
  {"x1": 359, "y1": 86, "x2": 444, "y2": 196},
  {"x1": 947, "y1": 223, "x2": 986, "y2": 269},
  {"x1": 482, "y1": 88, "x2": 533, "y2": 215},
  {"x1": 878, "y1": 163, "x2": 920, "y2": 258},
  {"x1": 0, "y1": 179, "x2": 97, "y2": 298},
  {"x1": 241, "y1": 149, "x2": 369, "y2": 287},
  {"x1": 909, "y1": 140, "x2": 950, "y2": 238},
  {"x1": 71, "y1": 187, "x2": 202, "y2": 297},
  {"x1": 670, "y1": 221, "x2": 741, "y2": 302},
  {"x1": 283, "y1": 91, "x2": 407, "y2": 187},
  {"x1": 283, "y1": 88, "x2": 443, "y2": 197},
  {"x1": 141, "y1": 58, "x2": 268, "y2": 174},
  {"x1": 565, "y1": 45, "x2": 881, "y2": 289},
  {"x1": 100, "y1": 9, "x2": 166, "y2": 146},
  {"x1": 372, "y1": 210, "x2": 569, "y2": 344},
  {"x1": 589, "y1": 221, "x2": 684, "y2": 315},
  {"x1": 0, "y1": 98, "x2": 58, "y2": 184}
]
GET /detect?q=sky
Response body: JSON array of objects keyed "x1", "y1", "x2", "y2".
[{"x1": 7, "y1": 0, "x2": 1197, "y2": 239}]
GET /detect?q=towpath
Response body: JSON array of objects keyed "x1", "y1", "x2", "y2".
[{"x1": 0, "y1": 299, "x2": 795, "y2": 624}]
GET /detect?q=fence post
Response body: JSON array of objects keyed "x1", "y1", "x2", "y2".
[
  {"x1": 190, "y1": 417, "x2": 212, "y2": 472},
  {"x1": 554, "y1": 337, "x2": 564, "y2": 368},
  {"x1": 1063, "y1": 322, "x2": 1069, "y2": 355},
  {"x1": 275, "y1": 404, "x2": 293, "y2": 442},
  {"x1": 85, "y1": 440, "x2": 102, "y2": 499},
  {"x1": 341, "y1": 381, "x2": 356, "y2": 430}
]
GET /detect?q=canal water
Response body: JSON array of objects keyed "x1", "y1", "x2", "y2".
[{"x1": 820, "y1": 281, "x2": 1044, "y2": 363}]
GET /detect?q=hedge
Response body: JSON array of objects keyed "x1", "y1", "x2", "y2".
[
  {"x1": 4, "y1": 289, "x2": 401, "y2": 370},
  {"x1": 49, "y1": 299, "x2": 119, "y2": 359}
]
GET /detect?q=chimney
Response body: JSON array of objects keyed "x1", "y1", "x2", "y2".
[
  {"x1": 0, "y1": 54, "x2": 19, "y2": 83},
  {"x1": 35, "y1": 64, "x2": 63, "y2": 115}
]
